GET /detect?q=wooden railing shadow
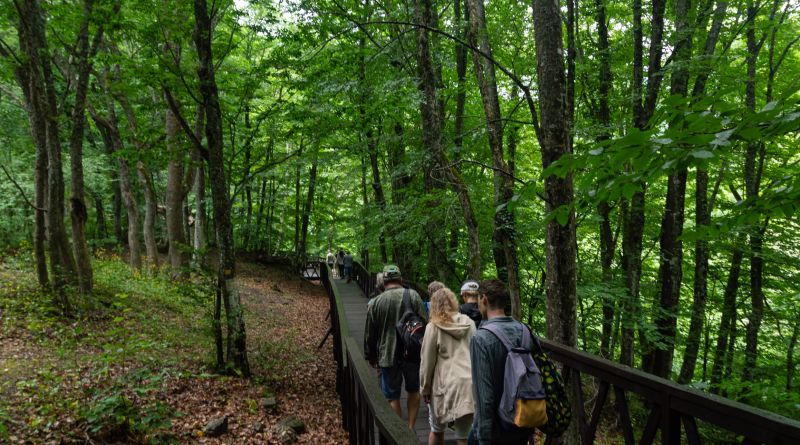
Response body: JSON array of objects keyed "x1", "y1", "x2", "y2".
[{"x1": 320, "y1": 261, "x2": 419, "y2": 444}]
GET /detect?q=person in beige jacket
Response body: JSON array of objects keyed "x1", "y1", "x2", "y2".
[{"x1": 420, "y1": 287, "x2": 476, "y2": 445}]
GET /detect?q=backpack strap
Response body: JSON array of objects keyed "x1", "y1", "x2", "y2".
[
  {"x1": 401, "y1": 287, "x2": 413, "y2": 315},
  {"x1": 481, "y1": 320, "x2": 531, "y2": 351}
]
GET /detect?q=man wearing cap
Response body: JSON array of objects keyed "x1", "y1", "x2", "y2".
[
  {"x1": 459, "y1": 279, "x2": 482, "y2": 327},
  {"x1": 364, "y1": 264, "x2": 428, "y2": 429}
]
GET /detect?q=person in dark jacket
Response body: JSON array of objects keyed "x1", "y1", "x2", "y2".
[
  {"x1": 468, "y1": 279, "x2": 534, "y2": 445},
  {"x1": 459, "y1": 280, "x2": 482, "y2": 328}
]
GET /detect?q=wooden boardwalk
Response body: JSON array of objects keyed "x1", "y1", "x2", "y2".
[{"x1": 331, "y1": 277, "x2": 458, "y2": 444}]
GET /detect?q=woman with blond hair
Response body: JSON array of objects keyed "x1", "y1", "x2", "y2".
[{"x1": 420, "y1": 287, "x2": 476, "y2": 445}]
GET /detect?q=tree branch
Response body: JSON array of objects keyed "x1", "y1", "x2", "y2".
[
  {"x1": 0, "y1": 163, "x2": 44, "y2": 212},
  {"x1": 232, "y1": 150, "x2": 300, "y2": 198},
  {"x1": 440, "y1": 158, "x2": 529, "y2": 186},
  {"x1": 345, "y1": 18, "x2": 541, "y2": 136},
  {"x1": 163, "y1": 85, "x2": 209, "y2": 162}
]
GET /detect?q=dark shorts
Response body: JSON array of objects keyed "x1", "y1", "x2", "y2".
[{"x1": 379, "y1": 362, "x2": 420, "y2": 400}]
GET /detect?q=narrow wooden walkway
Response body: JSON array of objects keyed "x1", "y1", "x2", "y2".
[{"x1": 331, "y1": 277, "x2": 458, "y2": 444}]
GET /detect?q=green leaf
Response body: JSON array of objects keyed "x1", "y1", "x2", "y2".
[{"x1": 690, "y1": 150, "x2": 714, "y2": 159}]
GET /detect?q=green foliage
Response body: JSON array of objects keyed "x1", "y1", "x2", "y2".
[{"x1": 80, "y1": 368, "x2": 176, "y2": 444}]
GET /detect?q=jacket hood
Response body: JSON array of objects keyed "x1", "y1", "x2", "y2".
[{"x1": 435, "y1": 313, "x2": 473, "y2": 339}]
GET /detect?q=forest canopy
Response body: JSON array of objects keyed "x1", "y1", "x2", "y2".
[{"x1": 1, "y1": 0, "x2": 799, "y2": 423}]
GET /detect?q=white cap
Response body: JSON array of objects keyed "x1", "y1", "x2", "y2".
[{"x1": 460, "y1": 280, "x2": 479, "y2": 292}]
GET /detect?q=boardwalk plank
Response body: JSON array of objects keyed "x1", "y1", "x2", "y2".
[{"x1": 332, "y1": 277, "x2": 459, "y2": 444}]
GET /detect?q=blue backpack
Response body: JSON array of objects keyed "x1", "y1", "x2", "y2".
[{"x1": 481, "y1": 322, "x2": 548, "y2": 430}]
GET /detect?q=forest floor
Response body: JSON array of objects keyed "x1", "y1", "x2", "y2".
[{"x1": 0, "y1": 251, "x2": 348, "y2": 444}]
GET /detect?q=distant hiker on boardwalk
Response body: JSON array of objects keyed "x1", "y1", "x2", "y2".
[
  {"x1": 364, "y1": 265, "x2": 428, "y2": 429},
  {"x1": 343, "y1": 251, "x2": 354, "y2": 282},
  {"x1": 420, "y1": 287, "x2": 476, "y2": 445},
  {"x1": 326, "y1": 250, "x2": 336, "y2": 277},
  {"x1": 459, "y1": 280, "x2": 482, "y2": 328},
  {"x1": 336, "y1": 248, "x2": 345, "y2": 279},
  {"x1": 468, "y1": 279, "x2": 535, "y2": 445}
]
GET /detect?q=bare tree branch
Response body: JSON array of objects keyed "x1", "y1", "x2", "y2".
[
  {"x1": 0, "y1": 163, "x2": 44, "y2": 212},
  {"x1": 163, "y1": 85, "x2": 209, "y2": 161}
]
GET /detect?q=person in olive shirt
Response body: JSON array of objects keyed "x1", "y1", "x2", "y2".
[
  {"x1": 468, "y1": 279, "x2": 534, "y2": 445},
  {"x1": 364, "y1": 265, "x2": 428, "y2": 429}
]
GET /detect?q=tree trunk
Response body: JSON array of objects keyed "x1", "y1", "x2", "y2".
[
  {"x1": 532, "y1": 0, "x2": 577, "y2": 347},
  {"x1": 91, "y1": 100, "x2": 143, "y2": 271},
  {"x1": 595, "y1": 0, "x2": 614, "y2": 359},
  {"x1": 453, "y1": 0, "x2": 468, "y2": 160},
  {"x1": 112, "y1": 166, "x2": 123, "y2": 245},
  {"x1": 742, "y1": 0, "x2": 766, "y2": 384},
  {"x1": 679, "y1": 0, "x2": 728, "y2": 385},
  {"x1": 467, "y1": 0, "x2": 519, "y2": 306},
  {"x1": 389, "y1": 122, "x2": 413, "y2": 276},
  {"x1": 17, "y1": 0, "x2": 76, "y2": 309},
  {"x1": 710, "y1": 242, "x2": 743, "y2": 393},
  {"x1": 788, "y1": 321, "x2": 798, "y2": 391},
  {"x1": 194, "y1": 0, "x2": 250, "y2": 376},
  {"x1": 620, "y1": 0, "x2": 666, "y2": 368},
  {"x1": 299, "y1": 150, "x2": 318, "y2": 260},
  {"x1": 414, "y1": 0, "x2": 458, "y2": 285},
  {"x1": 166, "y1": 95, "x2": 189, "y2": 279},
  {"x1": 242, "y1": 104, "x2": 254, "y2": 250},
  {"x1": 93, "y1": 193, "x2": 107, "y2": 242},
  {"x1": 68, "y1": 0, "x2": 103, "y2": 294},
  {"x1": 137, "y1": 162, "x2": 159, "y2": 270},
  {"x1": 117, "y1": 94, "x2": 159, "y2": 270},
  {"x1": 193, "y1": 104, "x2": 206, "y2": 265},
  {"x1": 679, "y1": 169, "x2": 708, "y2": 383},
  {"x1": 650, "y1": 0, "x2": 693, "y2": 380},
  {"x1": 293, "y1": 142, "x2": 303, "y2": 256},
  {"x1": 15, "y1": 56, "x2": 49, "y2": 288}
]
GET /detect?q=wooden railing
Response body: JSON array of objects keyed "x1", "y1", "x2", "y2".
[
  {"x1": 319, "y1": 262, "x2": 419, "y2": 444},
  {"x1": 542, "y1": 339, "x2": 800, "y2": 445},
  {"x1": 330, "y1": 262, "x2": 800, "y2": 444}
]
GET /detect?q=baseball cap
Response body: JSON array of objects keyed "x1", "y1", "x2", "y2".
[
  {"x1": 460, "y1": 280, "x2": 479, "y2": 292},
  {"x1": 383, "y1": 264, "x2": 402, "y2": 280}
]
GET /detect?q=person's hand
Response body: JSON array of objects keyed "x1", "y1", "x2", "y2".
[
  {"x1": 423, "y1": 394, "x2": 431, "y2": 404},
  {"x1": 369, "y1": 358, "x2": 378, "y2": 368}
]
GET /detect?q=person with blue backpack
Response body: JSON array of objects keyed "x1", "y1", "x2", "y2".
[{"x1": 468, "y1": 279, "x2": 540, "y2": 445}]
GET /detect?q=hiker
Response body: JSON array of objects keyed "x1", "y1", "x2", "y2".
[
  {"x1": 343, "y1": 251, "x2": 354, "y2": 282},
  {"x1": 459, "y1": 280, "x2": 482, "y2": 328},
  {"x1": 364, "y1": 265, "x2": 428, "y2": 429},
  {"x1": 420, "y1": 287, "x2": 476, "y2": 445},
  {"x1": 326, "y1": 250, "x2": 336, "y2": 277},
  {"x1": 336, "y1": 248, "x2": 345, "y2": 279},
  {"x1": 468, "y1": 279, "x2": 535, "y2": 445},
  {"x1": 427, "y1": 281, "x2": 445, "y2": 314},
  {"x1": 368, "y1": 272, "x2": 385, "y2": 303}
]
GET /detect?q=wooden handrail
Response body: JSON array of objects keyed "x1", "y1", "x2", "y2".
[
  {"x1": 325, "y1": 262, "x2": 800, "y2": 444},
  {"x1": 320, "y1": 261, "x2": 419, "y2": 444},
  {"x1": 541, "y1": 339, "x2": 800, "y2": 445}
]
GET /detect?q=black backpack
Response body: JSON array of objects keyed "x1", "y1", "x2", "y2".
[{"x1": 395, "y1": 288, "x2": 426, "y2": 364}]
